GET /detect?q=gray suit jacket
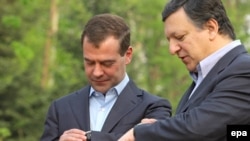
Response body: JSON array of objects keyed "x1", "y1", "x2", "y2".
[
  {"x1": 40, "y1": 80, "x2": 171, "y2": 141},
  {"x1": 134, "y1": 45, "x2": 250, "y2": 141}
]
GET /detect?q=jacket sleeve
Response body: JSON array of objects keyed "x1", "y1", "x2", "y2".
[
  {"x1": 134, "y1": 66, "x2": 250, "y2": 141},
  {"x1": 40, "y1": 101, "x2": 60, "y2": 141},
  {"x1": 91, "y1": 95, "x2": 172, "y2": 141}
]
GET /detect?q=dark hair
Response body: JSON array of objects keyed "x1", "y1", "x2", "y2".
[
  {"x1": 162, "y1": 0, "x2": 236, "y2": 40},
  {"x1": 81, "y1": 13, "x2": 130, "y2": 56}
]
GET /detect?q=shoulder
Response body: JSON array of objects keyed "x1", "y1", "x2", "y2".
[
  {"x1": 127, "y1": 79, "x2": 166, "y2": 101},
  {"x1": 215, "y1": 45, "x2": 250, "y2": 75},
  {"x1": 52, "y1": 85, "x2": 90, "y2": 104},
  {"x1": 140, "y1": 89, "x2": 162, "y2": 100},
  {"x1": 226, "y1": 47, "x2": 250, "y2": 71}
]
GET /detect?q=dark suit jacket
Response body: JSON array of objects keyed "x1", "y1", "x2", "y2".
[
  {"x1": 40, "y1": 80, "x2": 171, "y2": 141},
  {"x1": 134, "y1": 45, "x2": 250, "y2": 141}
]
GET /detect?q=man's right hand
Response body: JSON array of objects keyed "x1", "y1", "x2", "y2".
[{"x1": 59, "y1": 128, "x2": 87, "y2": 141}]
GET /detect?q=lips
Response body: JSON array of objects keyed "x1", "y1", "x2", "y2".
[
  {"x1": 179, "y1": 55, "x2": 185, "y2": 60},
  {"x1": 179, "y1": 56, "x2": 189, "y2": 64},
  {"x1": 93, "y1": 80, "x2": 106, "y2": 83},
  {"x1": 92, "y1": 79, "x2": 109, "y2": 84}
]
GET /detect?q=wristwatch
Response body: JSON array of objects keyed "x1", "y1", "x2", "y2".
[{"x1": 85, "y1": 131, "x2": 91, "y2": 141}]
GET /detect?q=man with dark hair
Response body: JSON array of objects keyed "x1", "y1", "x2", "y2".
[
  {"x1": 40, "y1": 13, "x2": 171, "y2": 141},
  {"x1": 119, "y1": 0, "x2": 250, "y2": 141}
]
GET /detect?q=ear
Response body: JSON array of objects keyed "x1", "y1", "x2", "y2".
[
  {"x1": 125, "y1": 46, "x2": 133, "y2": 64},
  {"x1": 205, "y1": 18, "x2": 219, "y2": 40}
]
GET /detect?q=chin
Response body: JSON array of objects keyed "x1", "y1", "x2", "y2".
[{"x1": 186, "y1": 66, "x2": 196, "y2": 72}]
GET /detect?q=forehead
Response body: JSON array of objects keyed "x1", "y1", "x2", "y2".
[
  {"x1": 164, "y1": 8, "x2": 196, "y2": 37},
  {"x1": 84, "y1": 35, "x2": 119, "y2": 47},
  {"x1": 83, "y1": 36, "x2": 121, "y2": 58}
]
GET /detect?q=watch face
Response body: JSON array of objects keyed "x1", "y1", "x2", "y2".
[{"x1": 86, "y1": 131, "x2": 91, "y2": 141}]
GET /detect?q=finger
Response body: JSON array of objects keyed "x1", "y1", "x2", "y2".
[
  {"x1": 141, "y1": 118, "x2": 157, "y2": 123},
  {"x1": 60, "y1": 129, "x2": 86, "y2": 141},
  {"x1": 65, "y1": 128, "x2": 85, "y2": 135}
]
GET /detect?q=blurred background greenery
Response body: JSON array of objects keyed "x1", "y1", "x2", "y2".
[{"x1": 0, "y1": 0, "x2": 250, "y2": 140}]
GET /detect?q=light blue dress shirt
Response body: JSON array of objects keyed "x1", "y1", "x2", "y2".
[
  {"x1": 89, "y1": 73, "x2": 129, "y2": 131},
  {"x1": 189, "y1": 40, "x2": 241, "y2": 99}
]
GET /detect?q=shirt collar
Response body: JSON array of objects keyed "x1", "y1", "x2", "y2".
[{"x1": 89, "y1": 73, "x2": 129, "y2": 97}]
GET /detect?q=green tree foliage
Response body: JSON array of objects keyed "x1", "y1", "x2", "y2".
[{"x1": 0, "y1": 0, "x2": 249, "y2": 140}]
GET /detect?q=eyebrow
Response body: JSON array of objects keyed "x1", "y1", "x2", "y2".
[
  {"x1": 84, "y1": 57, "x2": 91, "y2": 61},
  {"x1": 167, "y1": 31, "x2": 186, "y2": 40},
  {"x1": 84, "y1": 57, "x2": 116, "y2": 63},
  {"x1": 166, "y1": 31, "x2": 176, "y2": 41}
]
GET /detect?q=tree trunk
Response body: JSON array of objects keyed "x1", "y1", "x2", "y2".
[{"x1": 41, "y1": 0, "x2": 58, "y2": 89}]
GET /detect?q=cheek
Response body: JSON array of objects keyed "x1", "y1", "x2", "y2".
[
  {"x1": 110, "y1": 65, "x2": 122, "y2": 74},
  {"x1": 84, "y1": 67, "x2": 91, "y2": 76},
  {"x1": 182, "y1": 38, "x2": 200, "y2": 56},
  {"x1": 179, "y1": 41, "x2": 193, "y2": 55},
  {"x1": 109, "y1": 65, "x2": 124, "y2": 77},
  {"x1": 84, "y1": 64, "x2": 94, "y2": 74},
  {"x1": 191, "y1": 42, "x2": 209, "y2": 61},
  {"x1": 181, "y1": 42, "x2": 201, "y2": 65}
]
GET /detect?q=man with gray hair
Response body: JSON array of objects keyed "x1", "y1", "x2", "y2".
[{"x1": 119, "y1": 0, "x2": 250, "y2": 140}]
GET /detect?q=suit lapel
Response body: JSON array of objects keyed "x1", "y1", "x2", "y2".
[
  {"x1": 69, "y1": 86, "x2": 91, "y2": 131},
  {"x1": 176, "y1": 82, "x2": 195, "y2": 113},
  {"x1": 178, "y1": 45, "x2": 247, "y2": 113},
  {"x1": 101, "y1": 81, "x2": 139, "y2": 132}
]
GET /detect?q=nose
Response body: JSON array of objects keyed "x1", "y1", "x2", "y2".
[
  {"x1": 93, "y1": 64, "x2": 104, "y2": 77},
  {"x1": 169, "y1": 40, "x2": 180, "y2": 55}
]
